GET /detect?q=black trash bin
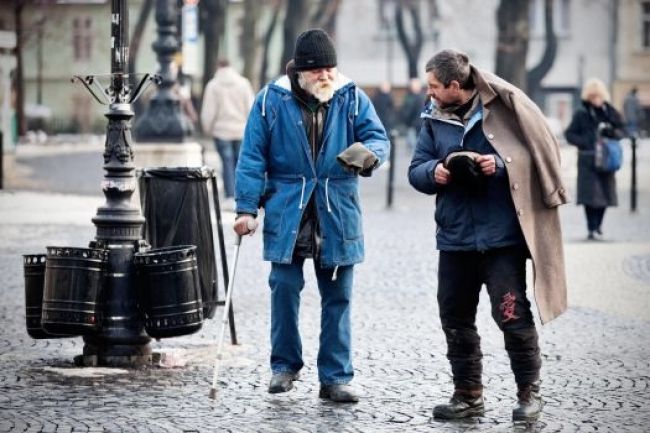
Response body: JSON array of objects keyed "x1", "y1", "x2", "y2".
[
  {"x1": 138, "y1": 167, "x2": 219, "y2": 319},
  {"x1": 41, "y1": 246, "x2": 107, "y2": 335},
  {"x1": 23, "y1": 254, "x2": 69, "y2": 339},
  {"x1": 134, "y1": 245, "x2": 203, "y2": 339}
]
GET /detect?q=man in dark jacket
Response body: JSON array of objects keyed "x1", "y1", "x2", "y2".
[
  {"x1": 409, "y1": 49, "x2": 567, "y2": 422},
  {"x1": 372, "y1": 81, "x2": 396, "y2": 133},
  {"x1": 234, "y1": 29, "x2": 389, "y2": 403},
  {"x1": 400, "y1": 78, "x2": 426, "y2": 150}
]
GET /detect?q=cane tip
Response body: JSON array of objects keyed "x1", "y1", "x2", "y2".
[{"x1": 209, "y1": 388, "x2": 218, "y2": 399}]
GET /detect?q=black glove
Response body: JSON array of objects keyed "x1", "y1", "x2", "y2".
[{"x1": 444, "y1": 150, "x2": 485, "y2": 191}]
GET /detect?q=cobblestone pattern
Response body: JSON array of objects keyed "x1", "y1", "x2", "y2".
[
  {"x1": 1, "y1": 142, "x2": 650, "y2": 432},
  {"x1": 2, "y1": 213, "x2": 650, "y2": 432},
  {"x1": 623, "y1": 255, "x2": 650, "y2": 285}
]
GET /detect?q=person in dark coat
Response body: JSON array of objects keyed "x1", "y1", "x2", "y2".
[
  {"x1": 623, "y1": 87, "x2": 645, "y2": 137},
  {"x1": 371, "y1": 81, "x2": 396, "y2": 133},
  {"x1": 565, "y1": 78, "x2": 626, "y2": 240},
  {"x1": 400, "y1": 78, "x2": 427, "y2": 150}
]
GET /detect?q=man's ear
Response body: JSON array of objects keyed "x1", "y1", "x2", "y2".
[{"x1": 448, "y1": 80, "x2": 461, "y2": 92}]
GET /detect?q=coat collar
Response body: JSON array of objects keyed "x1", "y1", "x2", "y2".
[
  {"x1": 271, "y1": 72, "x2": 354, "y2": 95},
  {"x1": 470, "y1": 65, "x2": 498, "y2": 106}
]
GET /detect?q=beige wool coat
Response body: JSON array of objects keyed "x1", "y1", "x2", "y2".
[{"x1": 470, "y1": 66, "x2": 569, "y2": 324}]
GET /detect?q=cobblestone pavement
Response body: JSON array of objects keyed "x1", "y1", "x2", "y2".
[{"x1": 0, "y1": 139, "x2": 649, "y2": 432}]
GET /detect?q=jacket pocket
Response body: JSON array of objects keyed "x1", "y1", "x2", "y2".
[
  {"x1": 339, "y1": 186, "x2": 363, "y2": 241},
  {"x1": 263, "y1": 188, "x2": 288, "y2": 236},
  {"x1": 434, "y1": 194, "x2": 449, "y2": 229}
]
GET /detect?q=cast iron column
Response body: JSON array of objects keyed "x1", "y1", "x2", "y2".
[
  {"x1": 81, "y1": 0, "x2": 151, "y2": 366},
  {"x1": 134, "y1": 0, "x2": 193, "y2": 141}
]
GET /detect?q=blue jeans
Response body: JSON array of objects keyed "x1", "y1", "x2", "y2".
[
  {"x1": 269, "y1": 258, "x2": 354, "y2": 385},
  {"x1": 214, "y1": 139, "x2": 241, "y2": 198}
]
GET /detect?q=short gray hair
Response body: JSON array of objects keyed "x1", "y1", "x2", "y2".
[{"x1": 425, "y1": 49, "x2": 472, "y2": 89}]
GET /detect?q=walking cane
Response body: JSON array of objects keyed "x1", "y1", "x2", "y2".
[{"x1": 209, "y1": 218, "x2": 257, "y2": 399}]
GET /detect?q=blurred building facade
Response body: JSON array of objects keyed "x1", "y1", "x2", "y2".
[
  {"x1": 612, "y1": 0, "x2": 650, "y2": 129},
  {"x1": 1, "y1": 0, "x2": 648, "y2": 135},
  {"x1": 0, "y1": 0, "x2": 160, "y2": 134},
  {"x1": 337, "y1": 0, "x2": 645, "y2": 133}
]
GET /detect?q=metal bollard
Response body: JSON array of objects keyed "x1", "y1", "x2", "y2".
[
  {"x1": 630, "y1": 135, "x2": 637, "y2": 213},
  {"x1": 1, "y1": 131, "x2": 3, "y2": 190},
  {"x1": 386, "y1": 129, "x2": 396, "y2": 209}
]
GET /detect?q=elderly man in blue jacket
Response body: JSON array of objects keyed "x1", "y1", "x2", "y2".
[{"x1": 233, "y1": 29, "x2": 389, "y2": 403}]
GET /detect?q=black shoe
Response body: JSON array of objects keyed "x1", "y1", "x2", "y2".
[
  {"x1": 268, "y1": 372, "x2": 299, "y2": 394},
  {"x1": 587, "y1": 231, "x2": 596, "y2": 240},
  {"x1": 513, "y1": 382, "x2": 543, "y2": 422},
  {"x1": 433, "y1": 391, "x2": 485, "y2": 419},
  {"x1": 595, "y1": 227, "x2": 603, "y2": 236},
  {"x1": 319, "y1": 384, "x2": 360, "y2": 403}
]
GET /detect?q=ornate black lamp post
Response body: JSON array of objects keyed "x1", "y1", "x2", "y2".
[
  {"x1": 134, "y1": 0, "x2": 194, "y2": 142},
  {"x1": 72, "y1": 0, "x2": 159, "y2": 366}
]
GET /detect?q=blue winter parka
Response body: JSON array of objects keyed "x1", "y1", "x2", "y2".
[
  {"x1": 235, "y1": 73, "x2": 390, "y2": 267},
  {"x1": 408, "y1": 99, "x2": 525, "y2": 251}
]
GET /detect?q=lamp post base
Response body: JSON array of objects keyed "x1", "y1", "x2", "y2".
[{"x1": 76, "y1": 337, "x2": 153, "y2": 368}]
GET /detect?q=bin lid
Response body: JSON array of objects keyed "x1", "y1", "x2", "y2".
[{"x1": 137, "y1": 166, "x2": 215, "y2": 180}]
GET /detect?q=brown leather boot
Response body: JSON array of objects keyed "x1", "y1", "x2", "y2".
[
  {"x1": 513, "y1": 382, "x2": 543, "y2": 422},
  {"x1": 433, "y1": 388, "x2": 485, "y2": 419}
]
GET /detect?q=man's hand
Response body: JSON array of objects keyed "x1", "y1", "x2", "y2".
[
  {"x1": 434, "y1": 163, "x2": 451, "y2": 185},
  {"x1": 233, "y1": 214, "x2": 258, "y2": 236},
  {"x1": 476, "y1": 154, "x2": 497, "y2": 176}
]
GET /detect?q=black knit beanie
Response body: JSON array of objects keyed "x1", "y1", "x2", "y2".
[{"x1": 293, "y1": 29, "x2": 337, "y2": 71}]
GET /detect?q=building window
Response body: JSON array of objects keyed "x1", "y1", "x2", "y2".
[
  {"x1": 643, "y1": 1, "x2": 650, "y2": 49},
  {"x1": 72, "y1": 16, "x2": 93, "y2": 61}
]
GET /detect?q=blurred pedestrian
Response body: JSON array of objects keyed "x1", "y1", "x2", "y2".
[
  {"x1": 233, "y1": 29, "x2": 389, "y2": 402},
  {"x1": 400, "y1": 78, "x2": 426, "y2": 151},
  {"x1": 623, "y1": 87, "x2": 645, "y2": 137},
  {"x1": 201, "y1": 59, "x2": 255, "y2": 203},
  {"x1": 372, "y1": 81, "x2": 396, "y2": 133},
  {"x1": 175, "y1": 79, "x2": 198, "y2": 129},
  {"x1": 409, "y1": 49, "x2": 568, "y2": 422},
  {"x1": 565, "y1": 78, "x2": 626, "y2": 240}
]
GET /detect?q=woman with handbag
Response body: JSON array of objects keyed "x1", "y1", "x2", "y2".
[{"x1": 565, "y1": 78, "x2": 626, "y2": 240}]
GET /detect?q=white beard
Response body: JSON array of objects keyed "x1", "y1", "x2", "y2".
[{"x1": 298, "y1": 74, "x2": 335, "y2": 103}]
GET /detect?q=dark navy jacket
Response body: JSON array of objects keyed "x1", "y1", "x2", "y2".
[{"x1": 408, "y1": 100, "x2": 525, "y2": 251}]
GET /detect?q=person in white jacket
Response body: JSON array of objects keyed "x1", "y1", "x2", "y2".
[{"x1": 201, "y1": 59, "x2": 255, "y2": 200}]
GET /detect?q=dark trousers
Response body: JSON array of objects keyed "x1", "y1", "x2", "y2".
[
  {"x1": 437, "y1": 246, "x2": 541, "y2": 390},
  {"x1": 584, "y1": 205, "x2": 606, "y2": 232}
]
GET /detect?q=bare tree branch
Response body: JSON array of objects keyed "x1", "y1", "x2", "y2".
[
  {"x1": 260, "y1": 0, "x2": 282, "y2": 85},
  {"x1": 279, "y1": 0, "x2": 309, "y2": 75},
  {"x1": 395, "y1": 0, "x2": 424, "y2": 79},
  {"x1": 494, "y1": 0, "x2": 531, "y2": 90},
  {"x1": 527, "y1": 0, "x2": 557, "y2": 102}
]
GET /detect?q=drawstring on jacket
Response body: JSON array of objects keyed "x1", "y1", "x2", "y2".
[
  {"x1": 261, "y1": 85, "x2": 269, "y2": 117},
  {"x1": 354, "y1": 87, "x2": 359, "y2": 116},
  {"x1": 331, "y1": 265, "x2": 339, "y2": 281},
  {"x1": 325, "y1": 178, "x2": 332, "y2": 213},
  {"x1": 298, "y1": 176, "x2": 306, "y2": 210}
]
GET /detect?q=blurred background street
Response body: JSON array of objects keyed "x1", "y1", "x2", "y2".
[{"x1": 1, "y1": 0, "x2": 650, "y2": 432}]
